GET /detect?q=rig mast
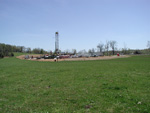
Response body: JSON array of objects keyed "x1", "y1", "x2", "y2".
[{"x1": 55, "y1": 32, "x2": 59, "y2": 54}]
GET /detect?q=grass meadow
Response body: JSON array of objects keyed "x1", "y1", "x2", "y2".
[{"x1": 0, "y1": 54, "x2": 150, "y2": 112}]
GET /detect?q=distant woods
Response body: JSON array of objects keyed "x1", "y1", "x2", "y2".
[
  {"x1": 0, "y1": 43, "x2": 14, "y2": 58},
  {"x1": 0, "y1": 43, "x2": 48, "y2": 58}
]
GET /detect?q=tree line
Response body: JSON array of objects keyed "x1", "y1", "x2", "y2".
[
  {"x1": 0, "y1": 43, "x2": 48, "y2": 58},
  {"x1": 1, "y1": 41, "x2": 150, "y2": 58},
  {"x1": 89, "y1": 40, "x2": 150, "y2": 56}
]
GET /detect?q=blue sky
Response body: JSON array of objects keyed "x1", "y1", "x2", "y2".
[{"x1": 0, "y1": 0, "x2": 150, "y2": 52}]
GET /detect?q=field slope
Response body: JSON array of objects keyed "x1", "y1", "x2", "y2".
[{"x1": 0, "y1": 55, "x2": 150, "y2": 112}]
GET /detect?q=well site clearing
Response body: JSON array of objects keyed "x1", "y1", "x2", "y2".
[{"x1": 17, "y1": 54, "x2": 129, "y2": 62}]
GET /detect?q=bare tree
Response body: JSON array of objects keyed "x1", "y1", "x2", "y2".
[
  {"x1": 91, "y1": 48, "x2": 95, "y2": 52},
  {"x1": 147, "y1": 41, "x2": 150, "y2": 54},
  {"x1": 147, "y1": 41, "x2": 150, "y2": 49},
  {"x1": 91, "y1": 48, "x2": 95, "y2": 55},
  {"x1": 26, "y1": 47, "x2": 31, "y2": 53},
  {"x1": 122, "y1": 43, "x2": 128, "y2": 54},
  {"x1": 72, "y1": 49, "x2": 77, "y2": 55},
  {"x1": 97, "y1": 42, "x2": 104, "y2": 53},
  {"x1": 88, "y1": 49, "x2": 92, "y2": 56},
  {"x1": 110, "y1": 41, "x2": 117, "y2": 55},
  {"x1": 105, "y1": 41, "x2": 110, "y2": 56}
]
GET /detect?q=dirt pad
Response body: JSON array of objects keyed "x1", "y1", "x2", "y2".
[{"x1": 16, "y1": 55, "x2": 129, "y2": 62}]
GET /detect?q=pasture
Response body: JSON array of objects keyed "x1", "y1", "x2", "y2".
[{"x1": 0, "y1": 55, "x2": 150, "y2": 112}]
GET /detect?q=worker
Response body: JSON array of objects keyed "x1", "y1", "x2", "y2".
[{"x1": 56, "y1": 56, "x2": 59, "y2": 62}]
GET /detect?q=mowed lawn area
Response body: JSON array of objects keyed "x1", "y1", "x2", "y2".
[{"x1": 0, "y1": 55, "x2": 150, "y2": 112}]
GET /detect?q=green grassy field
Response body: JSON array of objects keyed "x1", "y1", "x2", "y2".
[{"x1": 0, "y1": 55, "x2": 150, "y2": 112}]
